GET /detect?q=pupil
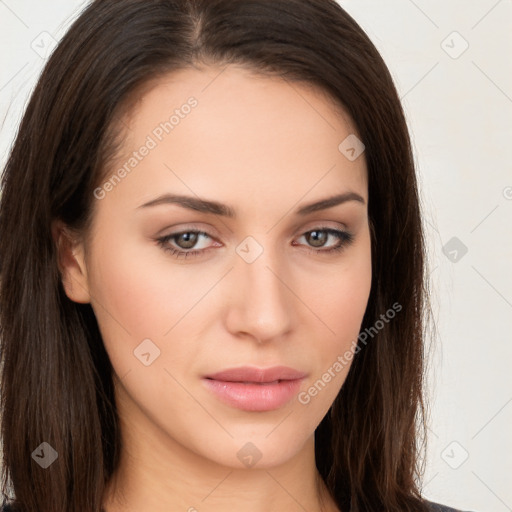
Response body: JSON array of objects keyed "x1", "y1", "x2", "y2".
[
  {"x1": 177, "y1": 232, "x2": 197, "y2": 249},
  {"x1": 308, "y1": 230, "x2": 326, "y2": 247}
]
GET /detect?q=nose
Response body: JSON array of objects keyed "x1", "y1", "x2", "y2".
[{"x1": 224, "y1": 243, "x2": 294, "y2": 344}]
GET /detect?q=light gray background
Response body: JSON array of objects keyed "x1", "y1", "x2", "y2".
[{"x1": 1, "y1": 1, "x2": 511, "y2": 511}]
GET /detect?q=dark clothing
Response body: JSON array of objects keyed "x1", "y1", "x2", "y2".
[
  {"x1": 426, "y1": 501, "x2": 475, "y2": 512},
  {"x1": 0, "y1": 499, "x2": 476, "y2": 511}
]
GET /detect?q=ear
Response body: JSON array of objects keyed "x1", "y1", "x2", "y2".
[{"x1": 51, "y1": 220, "x2": 91, "y2": 304}]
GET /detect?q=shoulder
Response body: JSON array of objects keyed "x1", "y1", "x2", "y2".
[{"x1": 425, "y1": 499, "x2": 477, "y2": 512}]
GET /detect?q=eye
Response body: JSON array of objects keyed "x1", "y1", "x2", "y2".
[
  {"x1": 156, "y1": 230, "x2": 217, "y2": 259},
  {"x1": 156, "y1": 227, "x2": 354, "y2": 259},
  {"x1": 293, "y1": 228, "x2": 354, "y2": 254}
]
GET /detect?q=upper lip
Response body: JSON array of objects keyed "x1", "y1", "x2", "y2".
[{"x1": 204, "y1": 366, "x2": 307, "y2": 383}]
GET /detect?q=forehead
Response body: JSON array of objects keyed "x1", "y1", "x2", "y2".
[{"x1": 100, "y1": 65, "x2": 367, "y2": 213}]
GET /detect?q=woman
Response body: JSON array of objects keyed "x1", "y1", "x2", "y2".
[{"x1": 0, "y1": 1, "x2": 476, "y2": 511}]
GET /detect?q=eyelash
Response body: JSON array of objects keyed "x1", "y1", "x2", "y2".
[{"x1": 156, "y1": 227, "x2": 354, "y2": 259}]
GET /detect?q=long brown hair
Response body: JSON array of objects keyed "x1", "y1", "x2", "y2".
[{"x1": 0, "y1": 1, "x2": 432, "y2": 511}]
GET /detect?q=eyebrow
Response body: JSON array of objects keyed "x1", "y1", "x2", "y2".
[{"x1": 137, "y1": 191, "x2": 365, "y2": 217}]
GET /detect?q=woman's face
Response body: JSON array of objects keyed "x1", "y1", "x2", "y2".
[{"x1": 62, "y1": 65, "x2": 371, "y2": 469}]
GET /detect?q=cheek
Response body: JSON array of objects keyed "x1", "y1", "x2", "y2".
[
  {"x1": 296, "y1": 272, "x2": 371, "y2": 434},
  {"x1": 85, "y1": 229, "x2": 232, "y2": 394},
  {"x1": 300, "y1": 232, "x2": 371, "y2": 400},
  {"x1": 307, "y1": 232, "x2": 372, "y2": 345},
  {"x1": 81, "y1": 219, "x2": 372, "y2": 468},
  {"x1": 87, "y1": 220, "x2": 371, "y2": 384},
  {"x1": 87, "y1": 233, "x2": 212, "y2": 341}
]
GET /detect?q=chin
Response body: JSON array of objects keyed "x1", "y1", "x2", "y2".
[{"x1": 187, "y1": 426, "x2": 313, "y2": 471}]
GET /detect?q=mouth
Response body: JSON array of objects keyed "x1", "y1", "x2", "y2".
[{"x1": 202, "y1": 366, "x2": 307, "y2": 412}]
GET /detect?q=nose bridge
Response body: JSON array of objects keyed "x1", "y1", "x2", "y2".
[{"x1": 227, "y1": 235, "x2": 293, "y2": 342}]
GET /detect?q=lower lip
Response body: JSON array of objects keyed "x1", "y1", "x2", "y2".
[{"x1": 202, "y1": 378, "x2": 303, "y2": 412}]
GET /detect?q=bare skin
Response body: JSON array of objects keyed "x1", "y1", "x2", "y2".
[{"x1": 54, "y1": 64, "x2": 371, "y2": 512}]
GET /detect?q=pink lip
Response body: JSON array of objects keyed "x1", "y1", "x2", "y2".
[{"x1": 202, "y1": 366, "x2": 307, "y2": 412}]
